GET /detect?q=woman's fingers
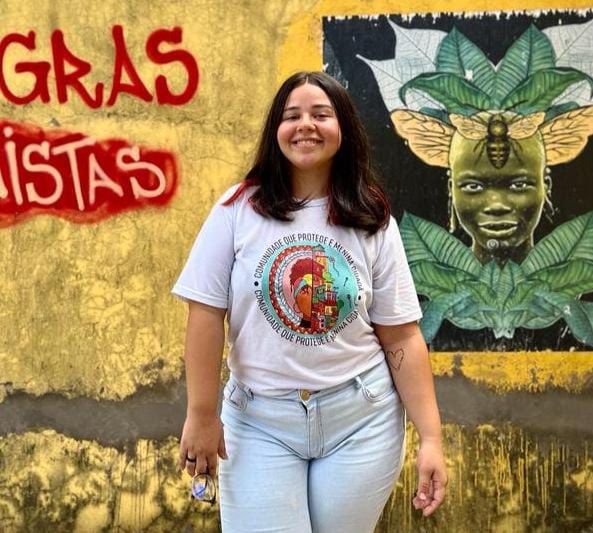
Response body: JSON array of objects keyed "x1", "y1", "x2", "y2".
[
  {"x1": 218, "y1": 426, "x2": 228, "y2": 460},
  {"x1": 412, "y1": 472, "x2": 431, "y2": 510},
  {"x1": 420, "y1": 479, "x2": 446, "y2": 516},
  {"x1": 190, "y1": 456, "x2": 208, "y2": 477}
]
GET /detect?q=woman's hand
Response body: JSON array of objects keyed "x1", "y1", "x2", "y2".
[
  {"x1": 178, "y1": 411, "x2": 228, "y2": 476},
  {"x1": 412, "y1": 440, "x2": 447, "y2": 516}
]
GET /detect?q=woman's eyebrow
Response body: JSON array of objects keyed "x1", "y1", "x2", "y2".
[
  {"x1": 283, "y1": 104, "x2": 334, "y2": 112},
  {"x1": 456, "y1": 172, "x2": 483, "y2": 181},
  {"x1": 509, "y1": 171, "x2": 534, "y2": 179}
]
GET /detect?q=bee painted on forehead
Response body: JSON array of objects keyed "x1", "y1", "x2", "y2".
[{"x1": 449, "y1": 111, "x2": 546, "y2": 169}]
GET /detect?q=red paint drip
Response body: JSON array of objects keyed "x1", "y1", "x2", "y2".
[{"x1": 0, "y1": 119, "x2": 178, "y2": 227}]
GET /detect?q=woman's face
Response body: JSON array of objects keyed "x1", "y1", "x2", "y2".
[
  {"x1": 450, "y1": 131, "x2": 547, "y2": 262},
  {"x1": 276, "y1": 82, "x2": 341, "y2": 176}
]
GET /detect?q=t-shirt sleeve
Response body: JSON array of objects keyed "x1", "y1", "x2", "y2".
[
  {"x1": 368, "y1": 215, "x2": 423, "y2": 325},
  {"x1": 171, "y1": 193, "x2": 235, "y2": 309}
]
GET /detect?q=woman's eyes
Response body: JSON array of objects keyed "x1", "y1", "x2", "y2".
[
  {"x1": 458, "y1": 178, "x2": 535, "y2": 193},
  {"x1": 459, "y1": 182, "x2": 484, "y2": 193},
  {"x1": 282, "y1": 113, "x2": 332, "y2": 121},
  {"x1": 509, "y1": 180, "x2": 533, "y2": 191}
]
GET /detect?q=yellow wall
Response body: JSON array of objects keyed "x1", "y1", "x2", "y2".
[{"x1": 0, "y1": 0, "x2": 592, "y2": 531}]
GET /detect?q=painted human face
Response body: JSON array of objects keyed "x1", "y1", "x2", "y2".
[
  {"x1": 276, "y1": 82, "x2": 342, "y2": 176},
  {"x1": 294, "y1": 284, "x2": 312, "y2": 319},
  {"x1": 450, "y1": 131, "x2": 547, "y2": 264}
]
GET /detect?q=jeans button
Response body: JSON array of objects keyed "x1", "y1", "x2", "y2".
[{"x1": 299, "y1": 389, "x2": 311, "y2": 401}]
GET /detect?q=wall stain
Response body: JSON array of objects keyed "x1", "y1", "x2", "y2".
[
  {"x1": 1, "y1": 426, "x2": 592, "y2": 532},
  {"x1": 378, "y1": 425, "x2": 593, "y2": 533}
]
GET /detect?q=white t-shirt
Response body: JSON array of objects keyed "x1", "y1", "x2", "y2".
[{"x1": 172, "y1": 183, "x2": 422, "y2": 395}]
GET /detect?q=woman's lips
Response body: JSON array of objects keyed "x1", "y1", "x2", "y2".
[
  {"x1": 292, "y1": 138, "x2": 322, "y2": 146},
  {"x1": 477, "y1": 220, "x2": 519, "y2": 237}
]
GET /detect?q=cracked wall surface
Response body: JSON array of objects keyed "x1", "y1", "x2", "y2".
[{"x1": 1, "y1": 0, "x2": 592, "y2": 531}]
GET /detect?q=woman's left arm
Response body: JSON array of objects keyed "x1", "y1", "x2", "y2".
[{"x1": 373, "y1": 320, "x2": 447, "y2": 517}]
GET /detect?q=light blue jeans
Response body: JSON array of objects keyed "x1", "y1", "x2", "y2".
[{"x1": 219, "y1": 359, "x2": 406, "y2": 533}]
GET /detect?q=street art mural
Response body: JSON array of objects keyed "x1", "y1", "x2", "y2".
[{"x1": 324, "y1": 10, "x2": 593, "y2": 351}]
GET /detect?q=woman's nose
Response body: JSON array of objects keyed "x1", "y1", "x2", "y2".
[
  {"x1": 483, "y1": 194, "x2": 512, "y2": 215},
  {"x1": 297, "y1": 115, "x2": 315, "y2": 131}
]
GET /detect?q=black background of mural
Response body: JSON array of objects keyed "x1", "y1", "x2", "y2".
[{"x1": 323, "y1": 10, "x2": 593, "y2": 351}]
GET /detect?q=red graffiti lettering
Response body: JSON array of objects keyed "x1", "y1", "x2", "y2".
[
  {"x1": 0, "y1": 26, "x2": 198, "y2": 107},
  {"x1": 146, "y1": 26, "x2": 199, "y2": 105},
  {"x1": 0, "y1": 119, "x2": 178, "y2": 227}
]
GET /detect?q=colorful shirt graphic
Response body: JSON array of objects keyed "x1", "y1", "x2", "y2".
[
  {"x1": 172, "y1": 184, "x2": 422, "y2": 394},
  {"x1": 254, "y1": 236, "x2": 362, "y2": 344}
]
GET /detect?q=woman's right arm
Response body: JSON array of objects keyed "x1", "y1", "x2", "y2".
[{"x1": 178, "y1": 300, "x2": 228, "y2": 476}]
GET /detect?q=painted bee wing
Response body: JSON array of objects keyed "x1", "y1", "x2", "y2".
[
  {"x1": 449, "y1": 114, "x2": 487, "y2": 140},
  {"x1": 391, "y1": 110, "x2": 454, "y2": 168},
  {"x1": 507, "y1": 112, "x2": 546, "y2": 139},
  {"x1": 540, "y1": 106, "x2": 593, "y2": 165}
]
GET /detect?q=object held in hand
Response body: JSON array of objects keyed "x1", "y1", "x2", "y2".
[{"x1": 191, "y1": 473, "x2": 217, "y2": 503}]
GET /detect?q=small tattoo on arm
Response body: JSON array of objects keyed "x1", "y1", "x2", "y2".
[{"x1": 386, "y1": 348, "x2": 405, "y2": 372}]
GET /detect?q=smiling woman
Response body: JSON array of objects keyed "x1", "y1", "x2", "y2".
[{"x1": 173, "y1": 71, "x2": 446, "y2": 532}]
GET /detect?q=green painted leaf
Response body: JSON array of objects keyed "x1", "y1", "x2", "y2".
[
  {"x1": 524, "y1": 285, "x2": 563, "y2": 328},
  {"x1": 494, "y1": 24, "x2": 556, "y2": 102},
  {"x1": 435, "y1": 27, "x2": 496, "y2": 95},
  {"x1": 420, "y1": 292, "x2": 472, "y2": 342},
  {"x1": 523, "y1": 211, "x2": 593, "y2": 275},
  {"x1": 532, "y1": 290, "x2": 593, "y2": 346},
  {"x1": 544, "y1": 101, "x2": 579, "y2": 121},
  {"x1": 502, "y1": 68, "x2": 593, "y2": 114},
  {"x1": 505, "y1": 280, "x2": 542, "y2": 311},
  {"x1": 401, "y1": 214, "x2": 593, "y2": 346},
  {"x1": 464, "y1": 280, "x2": 497, "y2": 307},
  {"x1": 400, "y1": 213, "x2": 482, "y2": 276},
  {"x1": 568, "y1": 301, "x2": 593, "y2": 346},
  {"x1": 445, "y1": 295, "x2": 496, "y2": 331},
  {"x1": 419, "y1": 107, "x2": 451, "y2": 124},
  {"x1": 410, "y1": 261, "x2": 467, "y2": 299},
  {"x1": 399, "y1": 73, "x2": 494, "y2": 115},
  {"x1": 496, "y1": 262, "x2": 526, "y2": 310},
  {"x1": 500, "y1": 280, "x2": 542, "y2": 331},
  {"x1": 448, "y1": 316, "x2": 487, "y2": 330},
  {"x1": 531, "y1": 260, "x2": 593, "y2": 298}
]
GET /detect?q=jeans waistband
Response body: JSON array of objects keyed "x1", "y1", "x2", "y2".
[{"x1": 228, "y1": 360, "x2": 386, "y2": 401}]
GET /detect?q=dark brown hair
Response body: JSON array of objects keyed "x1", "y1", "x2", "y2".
[{"x1": 223, "y1": 71, "x2": 390, "y2": 234}]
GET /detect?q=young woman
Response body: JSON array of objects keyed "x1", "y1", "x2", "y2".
[{"x1": 172, "y1": 71, "x2": 447, "y2": 532}]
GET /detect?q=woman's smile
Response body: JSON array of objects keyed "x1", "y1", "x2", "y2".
[{"x1": 291, "y1": 138, "x2": 323, "y2": 148}]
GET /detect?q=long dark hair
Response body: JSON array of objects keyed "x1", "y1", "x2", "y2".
[{"x1": 223, "y1": 71, "x2": 390, "y2": 235}]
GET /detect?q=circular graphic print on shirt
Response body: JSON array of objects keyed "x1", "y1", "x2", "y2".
[{"x1": 254, "y1": 237, "x2": 361, "y2": 343}]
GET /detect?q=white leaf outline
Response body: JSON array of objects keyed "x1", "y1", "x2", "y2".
[
  {"x1": 357, "y1": 20, "x2": 447, "y2": 111},
  {"x1": 544, "y1": 19, "x2": 593, "y2": 106}
]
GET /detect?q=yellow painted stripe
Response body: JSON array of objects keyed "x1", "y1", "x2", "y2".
[{"x1": 431, "y1": 352, "x2": 593, "y2": 392}]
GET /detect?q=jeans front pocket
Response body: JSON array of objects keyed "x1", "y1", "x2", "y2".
[
  {"x1": 358, "y1": 362, "x2": 396, "y2": 404},
  {"x1": 223, "y1": 379, "x2": 249, "y2": 412}
]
